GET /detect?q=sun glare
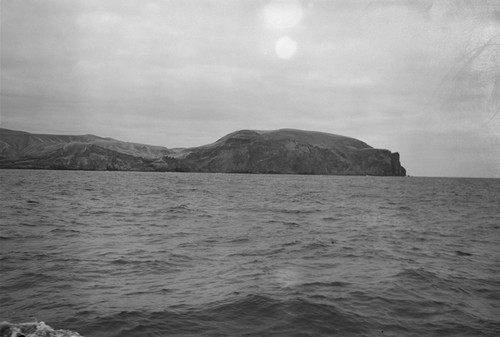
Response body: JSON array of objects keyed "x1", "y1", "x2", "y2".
[
  {"x1": 275, "y1": 36, "x2": 297, "y2": 59},
  {"x1": 263, "y1": 0, "x2": 303, "y2": 60},
  {"x1": 264, "y1": 0, "x2": 303, "y2": 30}
]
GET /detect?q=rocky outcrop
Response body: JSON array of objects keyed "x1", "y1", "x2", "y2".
[{"x1": 0, "y1": 128, "x2": 406, "y2": 176}]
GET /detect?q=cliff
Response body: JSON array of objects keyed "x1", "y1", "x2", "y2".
[
  {"x1": 169, "y1": 129, "x2": 406, "y2": 176},
  {"x1": 0, "y1": 128, "x2": 406, "y2": 176}
]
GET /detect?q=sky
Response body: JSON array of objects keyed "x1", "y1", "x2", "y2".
[{"x1": 1, "y1": 0, "x2": 499, "y2": 178}]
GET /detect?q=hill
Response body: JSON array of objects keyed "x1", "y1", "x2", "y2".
[
  {"x1": 0, "y1": 128, "x2": 406, "y2": 176},
  {"x1": 168, "y1": 129, "x2": 406, "y2": 176},
  {"x1": 0, "y1": 128, "x2": 173, "y2": 171}
]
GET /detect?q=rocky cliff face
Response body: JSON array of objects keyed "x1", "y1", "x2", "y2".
[
  {"x1": 169, "y1": 129, "x2": 406, "y2": 176},
  {"x1": 0, "y1": 128, "x2": 406, "y2": 176}
]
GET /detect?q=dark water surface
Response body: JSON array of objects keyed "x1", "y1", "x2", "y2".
[{"x1": 1, "y1": 170, "x2": 499, "y2": 336}]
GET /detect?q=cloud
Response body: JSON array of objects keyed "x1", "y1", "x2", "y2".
[{"x1": 1, "y1": 0, "x2": 499, "y2": 177}]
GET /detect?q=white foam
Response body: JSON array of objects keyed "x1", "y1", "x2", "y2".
[{"x1": 0, "y1": 321, "x2": 83, "y2": 337}]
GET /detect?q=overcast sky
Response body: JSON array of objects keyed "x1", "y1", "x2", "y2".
[{"x1": 1, "y1": 0, "x2": 499, "y2": 177}]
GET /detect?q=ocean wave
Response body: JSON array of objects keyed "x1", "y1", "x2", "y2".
[
  {"x1": 300, "y1": 281, "x2": 350, "y2": 288},
  {"x1": 227, "y1": 247, "x2": 285, "y2": 257},
  {"x1": 78, "y1": 294, "x2": 370, "y2": 337},
  {"x1": 3, "y1": 172, "x2": 499, "y2": 337},
  {"x1": 302, "y1": 240, "x2": 335, "y2": 250},
  {"x1": 1, "y1": 271, "x2": 59, "y2": 291},
  {"x1": 49, "y1": 228, "x2": 81, "y2": 235},
  {"x1": 0, "y1": 321, "x2": 82, "y2": 337}
]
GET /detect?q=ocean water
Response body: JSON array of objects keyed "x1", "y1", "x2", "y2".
[{"x1": 0, "y1": 170, "x2": 499, "y2": 337}]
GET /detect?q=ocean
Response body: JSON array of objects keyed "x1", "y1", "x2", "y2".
[{"x1": 0, "y1": 170, "x2": 499, "y2": 337}]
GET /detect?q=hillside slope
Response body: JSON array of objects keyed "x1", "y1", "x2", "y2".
[
  {"x1": 0, "y1": 128, "x2": 173, "y2": 171},
  {"x1": 0, "y1": 128, "x2": 406, "y2": 176},
  {"x1": 168, "y1": 129, "x2": 406, "y2": 176}
]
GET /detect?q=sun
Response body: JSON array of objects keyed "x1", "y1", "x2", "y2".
[
  {"x1": 275, "y1": 36, "x2": 297, "y2": 60},
  {"x1": 262, "y1": 0, "x2": 303, "y2": 60}
]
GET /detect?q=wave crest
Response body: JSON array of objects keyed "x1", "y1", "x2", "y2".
[{"x1": 0, "y1": 321, "x2": 82, "y2": 337}]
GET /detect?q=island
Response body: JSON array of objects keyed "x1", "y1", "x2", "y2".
[{"x1": 0, "y1": 128, "x2": 406, "y2": 176}]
